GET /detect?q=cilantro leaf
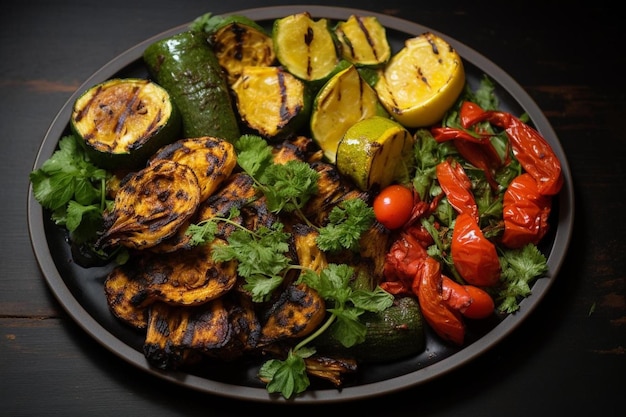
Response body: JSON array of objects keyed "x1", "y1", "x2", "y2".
[
  {"x1": 259, "y1": 349, "x2": 313, "y2": 399},
  {"x1": 498, "y1": 244, "x2": 548, "y2": 313},
  {"x1": 316, "y1": 198, "x2": 375, "y2": 252}
]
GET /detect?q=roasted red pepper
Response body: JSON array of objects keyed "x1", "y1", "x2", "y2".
[
  {"x1": 501, "y1": 173, "x2": 552, "y2": 248},
  {"x1": 436, "y1": 159, "x2": 479, "y2": 223},
  {"x1": 432, "y1": 125, "x2": 503, "y2": 192},
  {"x1": 459, "y1": 101, "x2": 563, "y2": 196},
  {"x1": 451, "y1": 212, "x2": 501, "y2": 287},
  {"x1": 415, "y1": 257, "x2": 465, "y2": 345},
  {"x1": 381, "y1": 226, "x2": 431, "y2": 295}
]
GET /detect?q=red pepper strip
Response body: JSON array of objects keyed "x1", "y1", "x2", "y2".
[
  {"x1": 453, "y1": 139, "x2": 500, "y2": 191},
  {"x1": 501, "y1": 173, "x2": 552, "y2": 248},
  {"x1": 451, "y1": 213, "x2": 501, "y2": 287},
  {"x1": 414, "y1": 257, "x2": 465, "y2": 345},
  {"x1": 432, "y1": 124, "x2": 502, "y2": 191},
  {"x1": 459, "y1": 100, "x2": 488, "y2": 127},
  {"x1": 460, "y1": 101, "x2": 563, "y2": 196},
  {"x1": 381, "y1": 229, "x2": 430, "y2": 295},
  {"x1": 436, "y1": 159, "x2": 479, "y2": 224},
  {"x1": 431, "y1": 126, "x2": 484, "y2": 143},
  {"x1": 441, "y1": 275, "x2": 472, "y2": 311}
]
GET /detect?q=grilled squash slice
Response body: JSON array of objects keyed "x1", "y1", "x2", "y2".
[
  {"x1": 70, "y1": 78, "x2": 181, "y2": 170},
  {"x1": 231, "y1": 66, "x2": 311, "y2": 139},
  {"x1": 97, "y1": 160, "x2": 201, "y2": 250},
  {"x1": 272, "y1": 12, "x2": 340, "y2": 86},
  {"x1": 149, "y1": 136, "x2": 237, "y2": 202},
  {"x1": 208, "y1": 15, "x2": 276, "y2": 84}
]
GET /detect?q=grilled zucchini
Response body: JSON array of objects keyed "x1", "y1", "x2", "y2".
[
  {"x1": 272, "y1": 12, "x2": 340, "y2": 87},
  {"x1": 335, "y1": 15, "x2": 391, "y2": 68},
  {"x1": 70, "y1": 78, "x2": 181, "y2": 170},
  {"x1": 231, "y1": 66, "x2": 311, "y2": 139},
  {"x1": 207, "y1": 15, "x2": 276, "y2": 84}
]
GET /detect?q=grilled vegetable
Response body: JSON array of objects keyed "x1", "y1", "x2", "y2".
[
  {"x1": 336, "y1": 116, "x2": 415, "y2": 191},
  {"x1": 149, "y1": 136, "x2": 237, "y2": 202},
  {"x1": 143, "y1": 31, "x2": 240, "y2": 142},
  {"x1": 143, "y1": 299, "x2": 232, "y2": 369},
  {"x1": 335, "y1": 15, "x2": 391, "y2": 67},
  {"x1": 231, "y1": 66, "x2": 311, "y2": 139},
  {"x1": 97, "y1": 159, "x2": 201, "y2": 250},
  {"x1": 207, "y1": 15, "x2": 276, "y2": 84},
  {"x1": 272, "y1": 12, "x2": 340, "y2": 86},
  {"x1": 70, "y1": 78, "x2": 181, "y2": 170},
  {"x1": 104, "y1": 262, "x2": 150, "y2": 329},
  {"x1": 374, "y1": 32, "x2": 465, "y2": 128},
  {"x1": 315, "y1": 296, "x2": 425, "y2": 362},
  {"x1": 259, "y1": 283, "x2": 326, "y2": 345},
  {"x1": 310, "y1": 65, "x2": 388, "y2": 164}
]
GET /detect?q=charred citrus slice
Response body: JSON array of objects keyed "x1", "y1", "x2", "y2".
[
  {"x1": 336, "y1": 116, "x2": 414, "y2": 191},
  {"x1": 374, "y1": 32, "x2": 465, "y2": 128}
]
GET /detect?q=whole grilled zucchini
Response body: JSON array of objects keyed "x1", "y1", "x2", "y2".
[
  {"x1": 143, "y1": 31, "x2": 240, "y2": 142},
  {"x1": 315, "y1": 296, "x2": 425, "y2": 363}
]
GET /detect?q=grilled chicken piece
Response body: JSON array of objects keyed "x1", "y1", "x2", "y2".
[
  {"x1": 143, "y1": 299, "x2": 232, "y2": 370},
  {"x1": 98, "y1": 160, "x2": 201, "y2": 250},
  {"x1": 149, "y1": 136, "x2": 237, "y2": 202},
  {"x1": 259, "y1": 283, "x2": 325, "y2": 345}
]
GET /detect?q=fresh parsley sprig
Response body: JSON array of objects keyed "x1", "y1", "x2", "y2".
[
  {"x1": 497, "y1": 244, "x2": 548, "y2": 313},
  {"x1": 30, "y1": 134, "x2": 112, "y2": 251}
]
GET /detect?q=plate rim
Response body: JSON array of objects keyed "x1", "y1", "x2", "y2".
[{"x1": 27, "y1": 5, "x2": 575, "y2": 404}]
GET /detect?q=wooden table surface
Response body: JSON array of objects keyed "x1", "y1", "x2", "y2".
[{"x1": 2, "y1": 0, "x2": 623, "y2": 416}]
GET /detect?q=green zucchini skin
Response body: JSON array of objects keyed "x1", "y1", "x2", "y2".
[
  {"x1": 316, "y1": 296, "x2": 426, "y2": 363},
  {"x1": 143, "y1": 31, "x2": 240, "y2": 142}
]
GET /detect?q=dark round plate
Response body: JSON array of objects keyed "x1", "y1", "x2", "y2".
[{"x1": 27, "y1": 5, "x2": 574, "y2": 404}]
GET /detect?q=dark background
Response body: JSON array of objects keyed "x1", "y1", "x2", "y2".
[{"x1": 1, "y1": 1, "x2": 624, "y2": 416}]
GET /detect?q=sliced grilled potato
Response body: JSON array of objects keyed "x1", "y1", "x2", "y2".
[{"x1": 97, "y1": 159, "x2": 201, "y2": 250}]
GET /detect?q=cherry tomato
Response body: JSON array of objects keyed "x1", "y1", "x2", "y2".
[
  {"x1": 373, "y1": 184, "x2": 414, "y2": 230},
  {"x1": 462, "y1": 285, "x2": 495, "y2": 319}
]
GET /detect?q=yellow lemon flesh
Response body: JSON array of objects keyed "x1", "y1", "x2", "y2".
[
  {"x1": 375, "y1": 32, "x2": 465, "y2": 128},
  {"x1": 336, "y1": 116, "x2": 415, "y2": 191}
]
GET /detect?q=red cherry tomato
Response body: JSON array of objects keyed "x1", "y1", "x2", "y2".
[
  {"x1": 462, "y1": 285, "x2": 495, "y2": 319},
  {"x1": 373, "y1": 184, "x2": 414, "y2": 230}
]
